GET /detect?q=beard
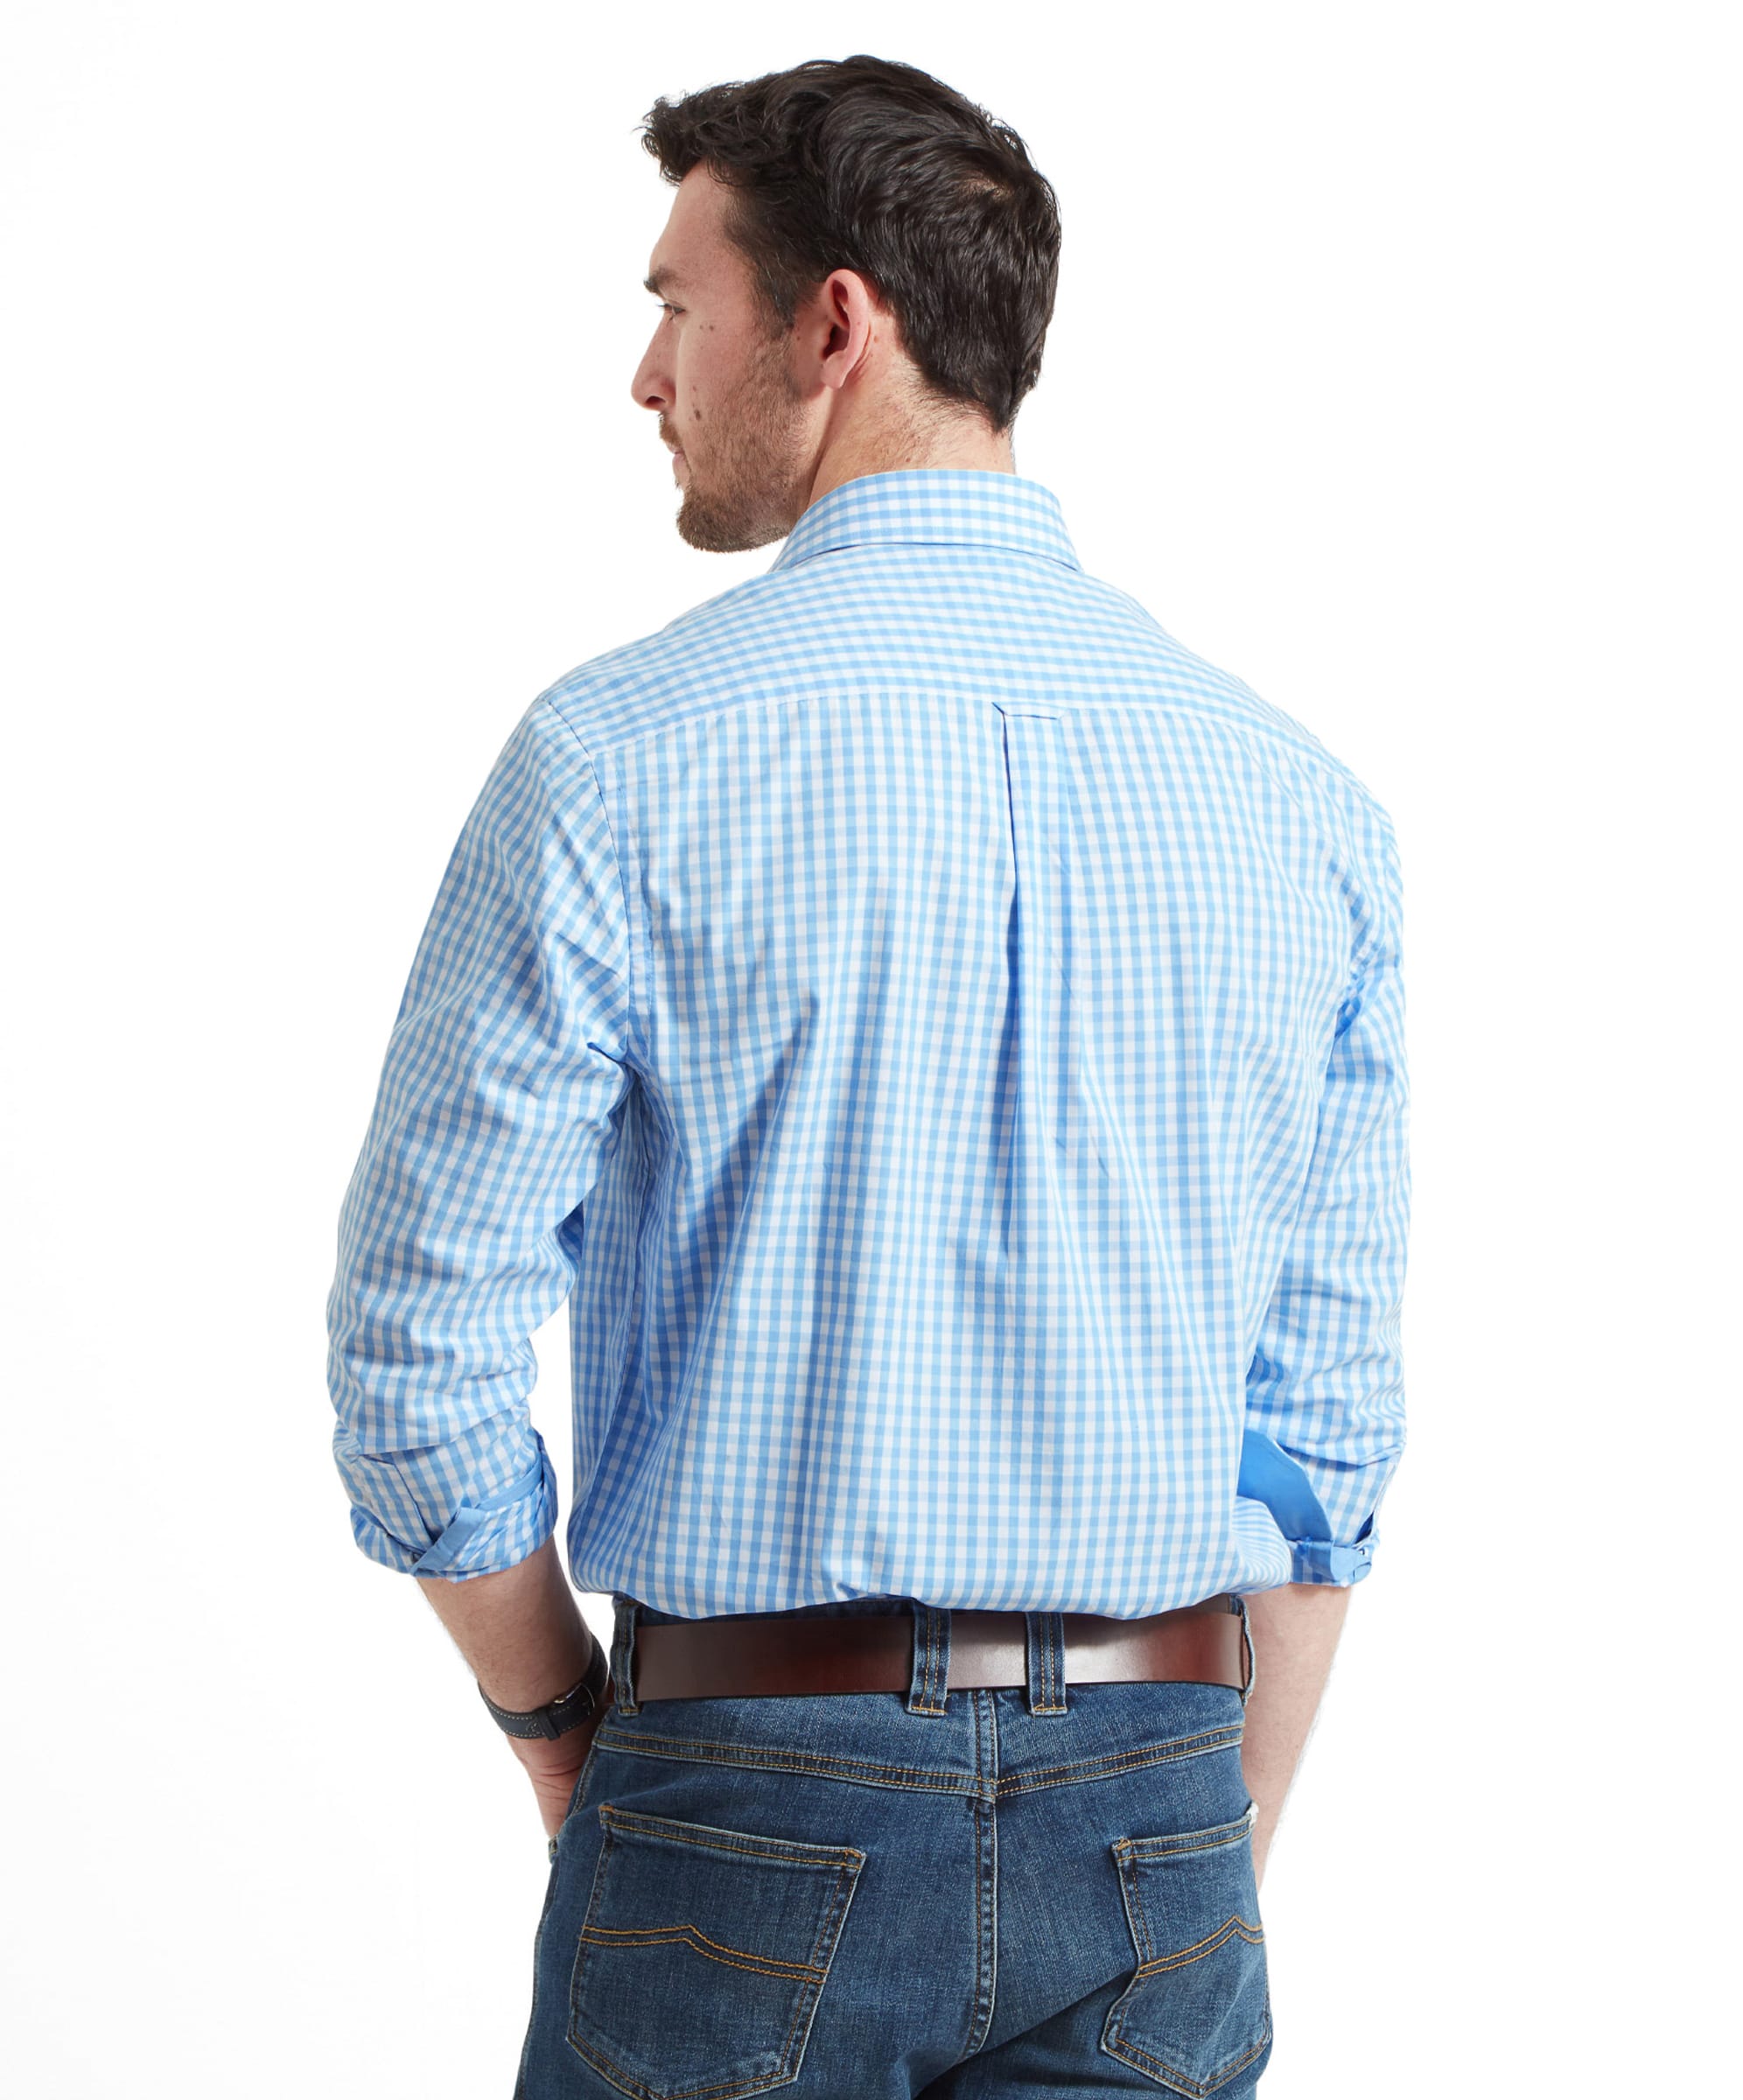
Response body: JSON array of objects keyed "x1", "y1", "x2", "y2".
[{"x1": 673, "y1": 326, "x2": 812, "y2": 555}]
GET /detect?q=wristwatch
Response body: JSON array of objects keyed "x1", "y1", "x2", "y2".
[{"x1": 477, "y1": 1632, "x2": 612, "y2": 1740}]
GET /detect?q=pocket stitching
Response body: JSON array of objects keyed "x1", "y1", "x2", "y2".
[
  {"x1": 1109, "y1": 2017, "x2": 1274, "y2": 2098},
  {"x1": 1115, "y1": 1804, "x2": 1256, "y2": 1860},
  {"x1": 1103, "y1": 1809, "x2": 1270, "y2": 2096},
  {"x1": 579, "y1": 1919, "x2": 829, "y2": 1984},
  {"x1": 598, "y1": 1801, "x2": 867, "y2": 1873},
  {"x1": 1133, "y1": 1914, "x2": 1265, "y2": 1976},
  {"x1": 566, "y1": 1808, "x2": 864, "y2": 2099}
]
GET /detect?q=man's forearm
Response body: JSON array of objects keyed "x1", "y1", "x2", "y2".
[
  {"x1": 416, "y1": 1534, "x2": 598, "y2": 1710},
  {"x1": 1239, "y1": 1581, "x2": 1352, "y2": 1886},
  {"x1": 416, "y1": 1535, "x2": 615, "y2": 1838}
]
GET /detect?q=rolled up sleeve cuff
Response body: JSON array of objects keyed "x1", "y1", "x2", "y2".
[
  {"x1": 1289, "y1": 1533, "x2": 1376, "y2": 1586},
  {"x1": 342, "y1": 1439, "x2": 559, "y2": 1582}
]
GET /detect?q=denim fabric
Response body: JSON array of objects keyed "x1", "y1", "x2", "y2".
[{"x1": 514, "y1": 1595, "x2": 1270, "y2": 2097}]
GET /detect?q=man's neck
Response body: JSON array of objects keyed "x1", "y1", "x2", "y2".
[{"x1": 804, "y1": 422, "x2": 1016, "y2": 509}]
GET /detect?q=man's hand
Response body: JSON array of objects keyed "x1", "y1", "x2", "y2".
[{"x1": 508, "y1": 1680, "x2": 616, "y2": 1839}]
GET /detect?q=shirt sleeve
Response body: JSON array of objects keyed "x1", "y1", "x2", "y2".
[
  {"x1": 1240, "y1": 812, "x2": 1410, "y2": 1586},
  {"x1": 325, "y1": 696, "x2": 635, "y2": 1582}
]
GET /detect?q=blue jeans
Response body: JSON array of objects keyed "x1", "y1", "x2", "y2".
[{"x1": 514, "y1": 1593, "x2": 1270, "y2": 2097}]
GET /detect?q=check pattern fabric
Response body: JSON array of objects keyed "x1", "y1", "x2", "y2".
[{"x1": 326, "y1": 469, "x2": 1409, "y2": 1616}]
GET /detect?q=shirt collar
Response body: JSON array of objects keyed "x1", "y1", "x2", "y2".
[{"x1": 768, "y1": 467, "x2": 1082, "y2": 575}]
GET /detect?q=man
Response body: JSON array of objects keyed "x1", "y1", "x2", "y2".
[{"x1": 326, "y1": 53, "x2": 1408, "y2": 2097}]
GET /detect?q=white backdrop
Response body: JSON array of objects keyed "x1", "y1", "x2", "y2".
[{"x1": 3, "y1": 4, "x2": 1737, "y2": 2093}]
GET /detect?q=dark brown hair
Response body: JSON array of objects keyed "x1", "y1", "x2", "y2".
[{"x1": 639, "y1": 54, "x2": 1061, "y2": 434}]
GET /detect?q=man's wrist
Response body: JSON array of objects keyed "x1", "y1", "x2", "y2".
[
  {"x1": 417, "y1": 1535, "x2": 600, "y2": 1713},
  {"x1": 479, "y1": 1629, "x2": 610, "y2": 1740}
]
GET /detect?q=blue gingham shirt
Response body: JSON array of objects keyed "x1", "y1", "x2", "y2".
[{"x1": 326, "y1": 468, "x2": 1409, "y2": 1616}]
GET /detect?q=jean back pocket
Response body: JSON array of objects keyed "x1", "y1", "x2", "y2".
[
  {"x1": 568, "y1": 1802, "x2": 866, "y2": 2098},
  {"x1": 1101, "y1": 1802, "x2": 1271, "y2": 2096}
]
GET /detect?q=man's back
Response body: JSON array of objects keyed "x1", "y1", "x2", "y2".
[{"x1": 327, "y1": 467, "x2": 1409, "y2": 1621}]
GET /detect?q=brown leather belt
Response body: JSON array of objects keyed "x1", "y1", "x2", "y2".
[{"x1": 627, "y1": 1597, "x2": 1250, "y2": 1702}]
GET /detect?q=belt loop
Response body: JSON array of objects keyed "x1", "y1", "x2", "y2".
[
  {"x1": 1235, "y1": 1594, "x2": 1256, "y2": 1708},
  {"x1": 1025, "y1": 1610, "x2": 1069, "y2": 1715},
  {"x1": 906, "y1": 1601, "x2": 951, "y2": 1716},
  {"x1": 609, "y1": 1592, "x2": 641, "y2": 1715}
]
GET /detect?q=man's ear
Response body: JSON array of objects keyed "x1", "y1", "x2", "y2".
[{"x1": 813, "y1": 267, "x2": 886, "y2": 393}]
